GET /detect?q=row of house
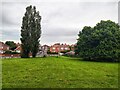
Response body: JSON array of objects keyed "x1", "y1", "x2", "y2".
[
  {"x1": 0, "y1": 41, "x2": 75, "y2": 57},
  {"x1": 37, "y1": 43, "x2": 75, "y2": 57},
  {"x1": 0, "y1": 41, "x2": 21, "y2": 54},
  {"x1": 14, "y1": 43, "x2": 75, "y2": 54},
  {"x1": 50, "y1": 43, "x2": 74, "y2": 53},
  {"x1": 0, "y1": 42, "x2": 10, "y2": 54}
]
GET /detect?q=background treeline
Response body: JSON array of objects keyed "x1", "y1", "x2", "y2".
[{"x1": 75, "y1": 20, "x2": 120, "y2": 62}]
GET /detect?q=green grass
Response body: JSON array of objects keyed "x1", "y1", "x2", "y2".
[{"x1": 2, "y1": 56, "x2": 118, "y2": 88}]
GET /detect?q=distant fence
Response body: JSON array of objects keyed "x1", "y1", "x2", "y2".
[
  {"x1": 48, "y1": 54, "x2": 59, "y2": 56},
  {"x1": 0, "y1": 54, "x2": 21, "y2": 59},
  {"x1": 36, "y1": 54, "x2": 59, "y2": 57},
  {"x1": 0, "y1": 54, "x2": 59, "y2": 59}
]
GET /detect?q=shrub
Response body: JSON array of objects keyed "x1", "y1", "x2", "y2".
[{"x1": 75, "y1": 20, "x2": 120, "y2": 62}]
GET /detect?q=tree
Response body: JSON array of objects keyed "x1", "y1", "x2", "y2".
[
  {"x1": 75, "y1": 20, "x2": 120, "y2": 62},
  {"x1": 5, "y1": 41, "x2": 17, "y2": 50},
  {"x1": 20, "y1": 5, "x2": 41, "y2": 58}
]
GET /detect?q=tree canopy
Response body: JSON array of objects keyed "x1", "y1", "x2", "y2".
[
  {"x1": 5, "y1": 41, "x2": 17, "y2": 50},
  {"x1": 75, "y1": 20, "x2": 120, "y2": 62},
  {"x1": 20, "y1": 5, "x2": 41, "y2": 58}
]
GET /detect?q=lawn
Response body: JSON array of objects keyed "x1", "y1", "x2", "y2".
[{"x1": 2, "y1": 56, "x2": 118, "y2": 88}]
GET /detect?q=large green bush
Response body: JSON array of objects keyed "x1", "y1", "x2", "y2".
[{"x1": 75, "y1": 20, "x2": 120, "y2": 62}]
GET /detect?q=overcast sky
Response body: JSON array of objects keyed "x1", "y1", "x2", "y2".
[{"x1": 0, "y1": 0, "x2": 119, "y2": 45}]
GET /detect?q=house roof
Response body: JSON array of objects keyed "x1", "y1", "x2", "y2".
[
  {"x1": 0, "y1": 41, "x2": 10, "y2": 50},
  {"x1": 15, "y1": 43, "x2": 21, "y2": 47},
  {"x1": 42, "y1": 45, "x2": 50, "y2": 47},
  {"x1": 15, "y1": 46, "x2": 21, "y2": 51}
]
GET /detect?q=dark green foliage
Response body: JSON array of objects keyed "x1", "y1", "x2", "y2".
[
  {"x1": 5, "y1": 41, "x2": 17, "y2": 50},
  {"x1": 60, "y1": 50, "x2": 70, "y2": 54},
  {"x1": 20, "y1": 5, "x2": 41, "y2": 58},
  {"x1": 75, "y1": 20, "x2": 120, "y2": 62},
  {"x1": 47, "y1": 51, "x2": 58, "y2": 54}
]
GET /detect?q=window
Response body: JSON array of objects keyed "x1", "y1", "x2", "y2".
[
  {"x1": 0, "y1": 50, "x2": 3, "y2": 54},
  {"x1": 61, "y1": 47, "x2": 63, "y2": 50},
  {"x1": 65, "y1": 47, "x2": 68, "y2": 50},
  {"x1": 7, "y1": 47, "x2": 9, "y2": 50}
]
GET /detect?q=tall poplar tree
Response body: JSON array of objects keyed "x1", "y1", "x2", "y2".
[{"x1": 20, "y1": 5, "x2": 41, "y2": 58}]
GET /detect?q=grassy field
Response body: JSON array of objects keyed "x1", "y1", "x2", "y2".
[{"x1": 2, "y1": 56, "x2": 118, "y2": 88}]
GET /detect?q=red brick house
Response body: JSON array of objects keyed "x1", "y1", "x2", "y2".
[
  {"x1": 50, "y1": 43, "x2": 70, "y2": 53},
  {"x1": 37, "y1": 45, "x2": 50, "y2": 57},
  {"x1": 14, "y1": 45, "x2": 21, "y2": 53},
  {"x1": 16, "y1": 43, "x2": 21, "y2": 47},
  {"x1": 14, "y1": 43, "x2": 21, "y2": 53},
  {"x1": 0, "y1": 41, "x2": 10, "y2": 54},
  {"x1": 70, "y1": 44, "x2": 76, "y2": 51},
  {"x1": 42, "y1": 45, "x2": 50, "y2": 51}
]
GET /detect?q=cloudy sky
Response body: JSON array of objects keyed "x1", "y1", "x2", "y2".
[{"x1": 0, "y1": 0, "x2": 119, "y2": 45}]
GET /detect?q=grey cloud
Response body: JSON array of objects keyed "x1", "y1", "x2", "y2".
[
  {"x1": 2, "y1": 3, "x2": 25, "y2": 27},
  {"x1": 2, "y1": 29, "x2": 20, "y2": 41},
  {"x1": 42, "y1": 27, "x2": 78, "y2": 36},
  {"x1": 1, "y1": 1, "x2": 118, "y2": 45},
  {"x1": 41, "y1": 35, "x2": 77, "y2": 45},
  {"x1": 2, "y1": 14, "x2": 17, "y2": 26}
]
